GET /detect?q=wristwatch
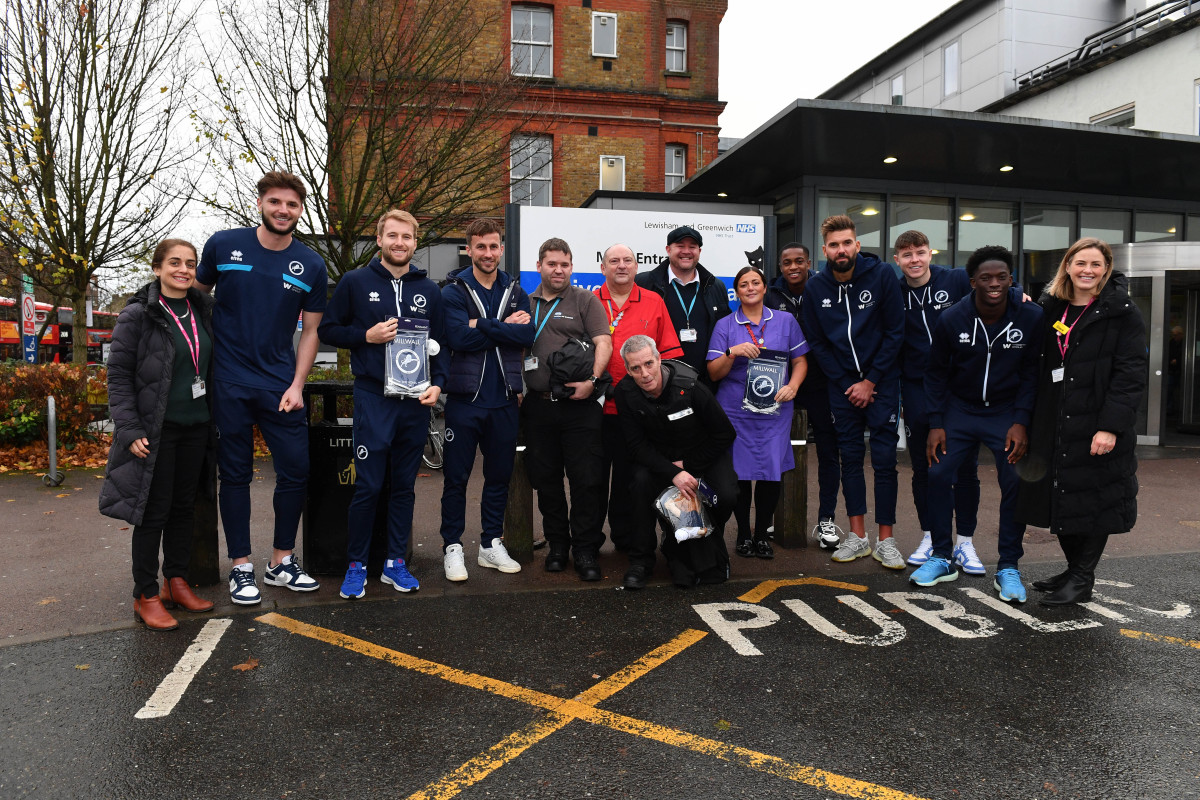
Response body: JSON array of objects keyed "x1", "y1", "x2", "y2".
[
  {"x1": 724, "y1": 348, "x2": 731, "y2": 357},
  {"x1": 588, "y1": 375, "x2": 598, "y2": 384}
]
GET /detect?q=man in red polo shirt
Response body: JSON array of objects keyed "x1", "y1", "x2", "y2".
[{"x1": 595, "y1": 243, "x2": 684, "y2": 589}]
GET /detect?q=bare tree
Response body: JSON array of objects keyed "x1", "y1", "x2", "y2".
[
  {"x1": 198, "y1": 0, "x2": 559, "y2": 285},
  {"x1": 0, "y1": 0, "x2": 199, "y2": 363}
]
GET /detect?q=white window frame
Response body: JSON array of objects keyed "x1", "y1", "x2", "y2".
[
  {"x1": 511, "y1": 6, "x2": 553, "y2": 78},
  {"x1": 592, "y1": 12, "x2": 618, "y2": 58},
  {"x1": 598, "y1": 155, "x2": 625, "y2": 191},
  {"x1": 890, "y1": 73, "x2": 904, "y2": 106},
  {"x1": 1194, "y1": 80, "x2": 1199, "y2": 136},
  {"x1": 510, "y1": 135, "x2": 552, "y2": 207},
  {"x1": 665, "y1": 145, "x2": 686, "y2": 191},
  {"x1": 943, "y1": 40, "x2": 960, "y2": 98},
  {"x1": 1091, "y1": 102, "x2": 1135, "y2": 128},
  {"x1": 666, "y1": 21, "x2": 687, "y2": 73}
]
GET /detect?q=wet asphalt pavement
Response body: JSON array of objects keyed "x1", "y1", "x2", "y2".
[{"x1": 2, "y1": 551, "x2": 1197, "y2": 800}]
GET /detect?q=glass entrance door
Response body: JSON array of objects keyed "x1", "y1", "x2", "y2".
[{"x1": 1164, "y1": 274, "x2": 1200, "y2": 441}]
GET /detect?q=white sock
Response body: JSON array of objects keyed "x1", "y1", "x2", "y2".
[
  {"x1": 955, "y1": 535, "x2": 973, "y2": 546},
  {"x1": 233, "y1": 563, "x2": 253, "y2": 573}
]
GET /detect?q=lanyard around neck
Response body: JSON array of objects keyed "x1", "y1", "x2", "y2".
[
  {"x1": 533, "y1": 296, "x2": 562, "y2": 341},
  {"x1": 159, "y1": 298, "x2": 200, "y2": 376}
]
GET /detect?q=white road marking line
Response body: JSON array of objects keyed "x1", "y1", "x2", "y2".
[{"x1": 135, "y1": 618, "x2": 232, "y2": 719}]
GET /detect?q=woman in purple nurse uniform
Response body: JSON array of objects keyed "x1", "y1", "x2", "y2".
[{"x1": 707, "y1": 266, "x2": 808, "y2": 560}]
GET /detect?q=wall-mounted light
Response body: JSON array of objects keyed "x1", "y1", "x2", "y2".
[
  {"x1": 861, "y1": 207, "x2": 879, "y2": 216},
  {"x1": 999, "y1": 165, "x2": 1014, "y2": 172},
  {"x1": 960, "y1": 212, "x2": 976, "y2": 221},
  {"x1": 1168, "y1": 227, "x2": 1177, "y2": 234},
  {"x1": 717, "y1": 192, "x2": 728, "y2": 197},
  {"x1": 930, "y1": 249, "x2": 940, "y2": 255},
  {"x1": 883, "y1": 156, "x2": 898, "y2": 164}
]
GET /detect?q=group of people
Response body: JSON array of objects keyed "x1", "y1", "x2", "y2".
[{"x1": 99, "y1": 170, "x2": 1147, "y2": 630}]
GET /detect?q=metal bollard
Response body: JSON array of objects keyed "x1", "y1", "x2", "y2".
[
  {"x1": 43, "y1": 396, "x2": 65, "y2": 487},
  {"x1": 503, "y1": 425, "x2": 535, "y2": 563},
  {"x1": 774, "y1": 407, "x2": 808, "y2": 548}
]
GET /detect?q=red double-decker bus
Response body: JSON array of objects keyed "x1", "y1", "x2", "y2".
[{"x1": 0, "y1": 298, "x2": 119, "y2": 362}]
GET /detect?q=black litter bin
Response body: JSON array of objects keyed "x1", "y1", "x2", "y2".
[{"x1": 302, "y1": 380, "x2": 400, "y2": 576}]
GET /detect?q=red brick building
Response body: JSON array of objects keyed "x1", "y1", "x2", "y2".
[{"x1": 504, "y1": 0, "x2": 727, "y2": 209}]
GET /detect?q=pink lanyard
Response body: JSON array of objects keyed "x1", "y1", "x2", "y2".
[
  {"x1": 159, "y1": 298, "x2": 200, "y2": 376},
  {"x1": 1056, "y1": 299, "x2": 1093, "y2": 360}
]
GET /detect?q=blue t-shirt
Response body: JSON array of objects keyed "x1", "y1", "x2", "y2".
[{"x1": 197, "y1": 227, "x2": 328, "y2": 391}]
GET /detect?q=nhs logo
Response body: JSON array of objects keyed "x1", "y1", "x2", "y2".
[{"x1": 736, "y1": 223, "x2": 756, "y2": 233}]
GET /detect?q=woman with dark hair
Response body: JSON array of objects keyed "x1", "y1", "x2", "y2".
[
  {"x1": 1017, "y1": 237, "x2": 1147, "y2": 606},
  {"x1": 100, "y1": 239, "x2": 216, "y2": 630},
  {"x1": 707, "y1": 266, "x2": 807, "y2": 559}
]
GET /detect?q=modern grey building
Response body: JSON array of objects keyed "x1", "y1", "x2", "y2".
[{"x1": 676, "y1": 99, "x2": 1200, "y2": 444}]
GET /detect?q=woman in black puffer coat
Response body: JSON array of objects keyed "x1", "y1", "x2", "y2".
[
  {"x1": 1016, "y1": 237, "x2": 1146, "y2": 606},
  {"x1": 100, "y1": 239, "x2": 216, "y2": 630}
]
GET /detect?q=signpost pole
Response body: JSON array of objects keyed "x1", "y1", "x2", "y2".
[{"x1": 21, "y1": 275, "x2": 37, "y2": 364}]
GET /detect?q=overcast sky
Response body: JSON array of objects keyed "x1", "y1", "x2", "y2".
[{"x1": 717, "y1": 0, "x2": 960, "y2": 138}]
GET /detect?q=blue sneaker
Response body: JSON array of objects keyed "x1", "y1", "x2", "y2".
[
  {"x1": 994, "y1": 568, "x2": 1027, "y2": 603},
  {"x1": 909, "y1": 556, "x2": 959, "y2": 587},
  {"x1": 381, "y1": 559, "x2": 419, "y2": 593},
  {"x1": 339, "y1": 562, "x2": 367, "y2": 600}
]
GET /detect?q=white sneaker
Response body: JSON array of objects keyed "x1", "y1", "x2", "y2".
[
  {"x1": 443, "y1": 543, "x2": 468, "y2": 582},
  {"x1": 831, "y1": 533, "x2": 872, "y2": 562},
  {"x1": 907, "y1": 531, "x2": 934, "y2": 566},
  {"x1": 228, "y1": 565, "x2": 261, "y2": 605},
  {"x1": 953, "y1": 540, "x2": 986, "y2": 576},
  {"x1": 478, "y1": 538, "x2": 522, "y2": 574},
  {"x1": 872, "y1": 537, "x2": 906, "y2": 570},
  {"x1": 813, "y1": 518, "x2": 844, "y2": 550}
]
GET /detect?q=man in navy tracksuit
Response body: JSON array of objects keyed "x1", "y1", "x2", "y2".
[
  {"x1": 766, "y1": 242, "x2": 843, "y2": 550},
  {"x1": 317, "y1": 209, "x2": 447, "y2": 599},
  {"x1": 894, "y1": 229, "x2": 981, "y2": 572},
  {"x1": 911, "y1": 245, "x2": 1043, "y2": 604},
  {"x1": 801, "y1": 215, "x2": 905, "y2": 569},
  {"x1": 438, "y1": 218, "x2": 533, "y2": 582}
]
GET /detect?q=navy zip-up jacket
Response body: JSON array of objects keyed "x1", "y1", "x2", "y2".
[
  {"x1": 441, "y1": 266, "x2": 533, "y2": 402},
  {"x1": 800, "y1": 252, "x2": 904, "y2": 393},
  {"x1": 766, "y1": 274, "x2": 827, "y2": 392},
  {"x1": 318, "y1": 258, "x2": 448, "y2": 396},
  {"x1": 925, "y1": 290, "x2": 1044, "y2": 429},
  {"x1": 900, "y1": 264, "x2": 972, "y2": 383}
]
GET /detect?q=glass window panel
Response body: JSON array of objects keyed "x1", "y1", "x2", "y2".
[
  {"x1": 1080, "y1": 208, "x2": 1131, "y2": 245},
  {"x1": 512, "y1": 7, "x2": 552, "y2": 78},
  {"x1": 1022, "y1": 204, "x2": 1076, "y2": 293},
  {"x1": 1187, "y1": 214, "x2": 1200, "y2": 242},
  {"x1": 815, "y1": 191, "x2": 884, "y2": 265},
  {"x1": 956, "y1": 200, "x2": 1017, "y2": 270},
  {"x1": 1135, "y1": 211, "x2": 1184, "y2": 242},
  {"x1": 891, "y1": 74, "x2": 904, "y2": 106},
  {"x1": 944, "y1": 41, "x2": 960, "y2": 97},
  {"x1": 888, "y1": 195, "x2": 952, "y2": 266},
  {"x1": 599, "y1": 156, "x2": 624, "y2": 191},
  {"x1": 510, "y1": 136, "x2": 552, "y2": 207},
  {"x1": 592, "y1": 13, "x2": 617, "y2": 57},
  {"x1": 665, "y1": 145, "x2": 686, "y2": 191},
  {"x1": 666, "y1": 22, "x2": 687, "y2": 72}
]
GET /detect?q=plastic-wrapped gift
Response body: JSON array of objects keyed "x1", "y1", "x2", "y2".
[
  {"x1": 742, "y1": 348, "x2": 788, "y2": 415},
  {"x1": 384, "y1": 317, "x2": 432, "y2": 398}
]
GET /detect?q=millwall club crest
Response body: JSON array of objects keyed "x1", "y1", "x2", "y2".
[
  {"x1": 1007, "y1": 328, "x2": 1024, "y2": 344},
  {"x1": 288, "y1": 261, "x2": 305, "y2": 276},
  {"x1": 934, "y1": 290, "x2": 950, "y2": 304},
  {"x1": 859, "y1": 290, "x2": 872, "y2": 305},
  {"x1": 413, "y1": 294, "x2": 427, "y2": 309},
  {"x1": 356, "y1": 445, "x2": 368, "y2": 460}
]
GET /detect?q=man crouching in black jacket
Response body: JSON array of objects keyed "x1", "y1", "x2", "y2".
[{"x1": 614, "y1": 334, "x2": 736, "y2": 590}]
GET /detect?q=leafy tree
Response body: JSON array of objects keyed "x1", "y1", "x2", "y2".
[{"x1": 0, "y1": 0, "x2": 199, "y2": 363}]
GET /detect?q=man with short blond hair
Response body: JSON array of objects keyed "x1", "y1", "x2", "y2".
[{"x1": 318, "y1": 209, "x2": 447, "y2": 598}]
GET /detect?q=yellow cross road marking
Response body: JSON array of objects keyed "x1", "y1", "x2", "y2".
[
  {"x1": 738, "y1": 576, "x2": 870, "y2": 604},
  {"x1": 257, "y1": 612, "x2": 929, "y2": 800},
  {"x1": 1120, "y1": 628, "x2": 1200, "y2": 650}
]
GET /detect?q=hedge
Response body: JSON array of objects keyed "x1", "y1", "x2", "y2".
[{"x1": 0, "y1": 363, "x2": 106, "y2": 446}]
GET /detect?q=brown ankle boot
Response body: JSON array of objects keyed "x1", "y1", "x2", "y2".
[
  {"x1": 134, "y1": 594, "x2": 179, "y2": 631},
  {"x1": 161, "y1": 576, "x2": 215, "y2": 612}
]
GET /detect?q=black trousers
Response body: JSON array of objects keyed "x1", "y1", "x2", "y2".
[
  {"x1": 132, "y1": 421, "x2": 209, "y2": 599},
  {"x1": 522, "y1": 395, "x2": 605, "y2": 556},
  {"x1": 601, "y1": 413, "x2": 635, "y2": 552},
  {"x1": 628, "y1": 450, "x2": 738, "y2": 569}
]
